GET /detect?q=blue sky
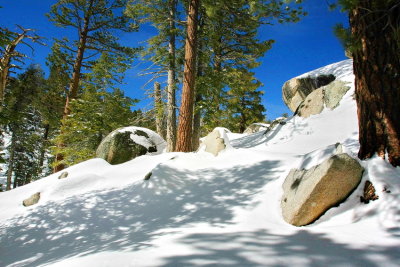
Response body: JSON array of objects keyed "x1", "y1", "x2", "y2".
[{"x1": 1, "y1": 0, "x2": 349, "y2": 120}]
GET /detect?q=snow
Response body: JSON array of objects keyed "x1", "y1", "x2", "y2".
[{"x1": 1, "y1": 60, "x2": 399, "y2": 267}]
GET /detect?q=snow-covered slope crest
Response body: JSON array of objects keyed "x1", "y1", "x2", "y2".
[{"x1": 1, "y1": 60, "x2": 399, "y2": 267}]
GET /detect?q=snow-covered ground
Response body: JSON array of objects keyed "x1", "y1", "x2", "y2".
[{"x1": 0, "y1": 60, "x2": 399, "y2": 267}]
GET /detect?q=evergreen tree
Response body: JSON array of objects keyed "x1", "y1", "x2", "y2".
[
  {"x1": 126, "y1": 0, "x2": 181, "y2": 151},
  {"x1": 3, "y1": 65, "x2": 46, "y2": 190},
  {"x1": 336, "y1": 0, "x2": 400, "y2": 166},
  {"x1": 176, "y1": 0, "x2": 200, "y2": 152},
  {"x1": 53, "y1": 53, "x2": 138, "y2": 167},
  {"x1": 48, "y1": 0, "x2": 139, "y2": 171},
  {"x1": 194, "y1": 0, "x2": 303, "y2": 137},
  {"x1": 224, "y1": 69, "x2": 266, "y2": 133}
]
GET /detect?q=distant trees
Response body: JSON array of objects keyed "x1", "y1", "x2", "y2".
[{"x1": 336, "y1": 0, "x2": 400, "y2": 166}]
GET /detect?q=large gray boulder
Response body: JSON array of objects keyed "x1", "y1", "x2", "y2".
[
  {"x1": 23, "y1": 192, "x2": 41, "y2": 207},
  {"x1": 281, "y1": 153, "x2": 363, "y2": 226},
  {"x1": 296, "y1": 88, "x2": 324, "y2": 118},
  {"x1": 282, "y1": 74, "x2": 336, "y2": 112},
  {"x1": 324, "y1": 80, "x2": 351, "y2": 109},
  {"x1": 96, "y1": 127, "x2": 166, "y2": 165},
  {"x1": 295, "y1": 80, "x2": 351, "y2": 118}
]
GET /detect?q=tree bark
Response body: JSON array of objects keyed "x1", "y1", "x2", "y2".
[
  {"x1": 176, "y1": 0, "x2": 200, "y2": 152},
  {"x1": 54, "y1": 3, "x2": 92, "y2": 173},
  {"x1": 166, "y1": 0, "x2": 177, "y2": 152},
  {"x1": 154, "y1": 82, "x2": 164, "y2": 138},
  {"x1": 38, "y1": 123, "x2": 50, "y2": 168},
  {"x1": 349, "y1": 1, "x2": 400, "y2": 166},
  {"x1": 6, "y1": 132, "x2": 16, "y2": 191},
  {"x1": 0, "y1": 31, "x2": 28, "y2": 110}
]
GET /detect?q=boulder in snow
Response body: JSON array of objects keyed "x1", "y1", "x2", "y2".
[
  {"x1": 281, "y1": 153, "x2": 363, "y2": 226},
  {"x1": 282, "y1": 74, "x2": 335, "y2": 112},
  {"x1": 23, "y1": 192, "x2": 41, "y2": 207},
  {"x1": 201, "y1": 128, "x2": 230, "y2": 156},
  {"x1": 324, "y1": 80, "x2": 351, "y2": 109},
  {"x1": 243, "y1": 123, "x2": 270, "y2": 134},
  {"x1": 96, "y1": 127, "x2": 166, "y2": 165},
  {"x1": 58, "y1": 171, "x2": 68, "y2": 179},
  {"x1": 296, "y1": 88, "x2": 324, "y2": 118},
  {"x1": 295, "y1": 80, "x2": 351, "y2": 118}
]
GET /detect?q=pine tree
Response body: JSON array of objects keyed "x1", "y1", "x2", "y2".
[
  {"x1": 193, "y1": 0, "x2": 302, "y2": 137},
  {"x1": 3, "y1": 65, "x2": 46, "y2": 190},
  {"x1": 224, "y1": 69, "x2": 265, "y2": 133},
  {"x1": 0, "y1": 26, "x2": 42, "y2": 111},
  {"x1": 53, "y1": 53, "x2": 138, "y2": 167},
  {"x1": 176, "y1": 0, "x2": 200, "y2": 152},
  {"x1": 337, "y1": 0, "x2": 400, "y2": 166},
  {"x1": 48, "y1": 0, "x2": 138, "y2": 171},
  {"x1": 126, "y1": 0, "x2": 180, "y2": 151}
]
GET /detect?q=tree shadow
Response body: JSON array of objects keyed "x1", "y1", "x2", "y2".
[
  {"x1": 0, "y1": 160, "x2": 281, "y2": 266},
  {"x1": 159, "y1": 229, "x2": 400, "y2": 267}
]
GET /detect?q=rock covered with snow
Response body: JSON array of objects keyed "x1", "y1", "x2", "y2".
[
  {"x1": 199, "y1": 127, "x2": 232, "y2": 156},
  {"x1": 243, "y1": 123, "x2": 270, "y2": 134},
  {"x1": 282, "y1": 74, "x2": 335, "y2": 112},
  {"x1": 96, "y1": 126, "x2": 166, "y2": 164},
  {"x1": 283, "y1": 60, "x2": 354, "y2": 117},
  {"x1": 296, "y1": 80, "x2": 351, "y2": 118},
  {"x1": 281, "y1": 153, "x2": 364, "y2": 226}
]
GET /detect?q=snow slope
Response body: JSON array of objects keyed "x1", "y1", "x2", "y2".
[{"x1": 0, "y1": 60, "x2": 399, "y2": 267}]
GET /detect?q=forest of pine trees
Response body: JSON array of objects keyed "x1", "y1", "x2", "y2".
[{"x1": 1, "y1": 0, "x2": 398, "y2": 191}]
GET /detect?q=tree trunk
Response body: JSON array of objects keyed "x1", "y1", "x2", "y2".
[
  {"x1": 350, "y1": 1, "x2": 400, "y2": 167},
  {"x1": 54, "y1": 11, "x2": 91, "y2": 173},
  {"x1": 38, "y1": 123, "x2": 50, "y2": 168},
  {"x1": 166, "y1": 0, "x2": 177, "y2": 152},
  {"x1": 154, "y1": 82, "x2": 164, "y2": 138},
  {"x1": 6, "y1": 132, "x2": 16, "y2": 191},
  {"x1": 192, "y1": 94, "x2": 202, "y2": 150},
  {"x1": 192, "y1": 15, "x2": 205, "y2": 151},
  {"x1": 0, "y1": 31, "x2": 27, "y2": 111},
  {"x1": 176, "y1": 0, "x2": 200, "y2": 152}
]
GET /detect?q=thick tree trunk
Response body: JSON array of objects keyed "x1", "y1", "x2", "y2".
[
  {"x1": 6, "y1": 132, "x2": 16, "y2": 191},
  {"x1": 166, "y1": 0, "x2": 177, "y2": 152},
  {"x1": 350, "y1": 1, "x2": 400, "y2": 166},
  {"x1": 176, "y1": 0, "x2": 200, "y2": 152},
  {"x1": 154, "y1": 82, "x2": 164, "y2": 138}
]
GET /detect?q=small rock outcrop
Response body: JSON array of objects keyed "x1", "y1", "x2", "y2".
[
  {"x1": 58, "y1": 171, "x2": 68, "y2": 179},
  {"x1": 23, "y1": 192, "x2": 41, "y2": 207},
  {"x1": 282, "y1": 74, "x2": 336, "y2": 112},
  {"x1": 96, "y1": 127, "x2": 166, "y2": 165},
  {"x1": 243, "y1": 123, "x2": 270, "y2": 134},
  {"x1": 281, "y1": 153, "x2": 364, "y2": 226},
  {"x1": 202, "y1": 129, "x2": 227, "y2": 156}
]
